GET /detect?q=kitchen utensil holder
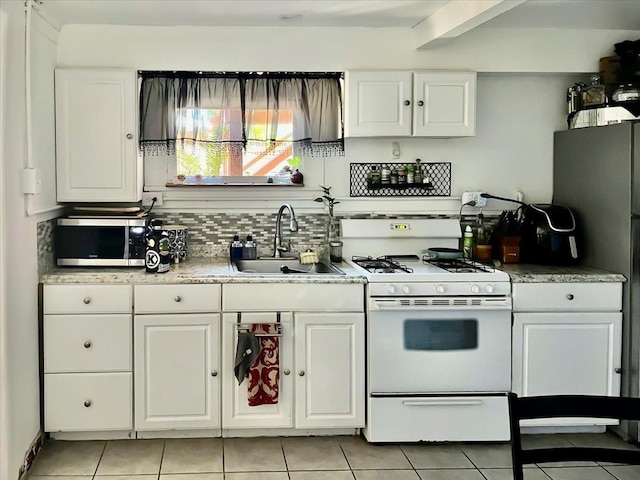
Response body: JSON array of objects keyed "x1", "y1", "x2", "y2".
[{"x1": 350, "y1": 162, "x2": 451, "y2": 197}]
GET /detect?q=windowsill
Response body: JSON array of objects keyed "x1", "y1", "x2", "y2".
[{"x1": 166, "y1": 182, "x2": 305, "y2": 187}]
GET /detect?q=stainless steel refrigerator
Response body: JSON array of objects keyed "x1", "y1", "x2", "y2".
[{"x1": 553, "y1": 121, "x2": 640, "y2": 442}]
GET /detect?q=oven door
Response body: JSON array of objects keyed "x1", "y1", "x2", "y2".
[{"x1": 368, "y1": 298, "x2": 512, "y2": 394}]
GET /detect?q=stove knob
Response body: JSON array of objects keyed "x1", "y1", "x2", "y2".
[
  {"x1": 436, "y1": 284, "x2": 446, "y2": 294},
  {"x1": 401, "y1": 285, "x2": 412, "y2": 294},
  {"x1": 387, "y1": 284, "x2": 397, "y2": 294},
  {"x1": 470, "y1": 284, "x2": 481, "y2": 293},
  {"x1": 485, "y1": 284, "x2": 495, "y2": 293}
]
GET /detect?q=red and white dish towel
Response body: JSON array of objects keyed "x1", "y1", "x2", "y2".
[{"x1": 248, "y1": 323, "x2": 280, "y2": 406}]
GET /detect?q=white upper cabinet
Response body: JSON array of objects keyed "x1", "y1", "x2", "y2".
[
  {"x1": 345, "y1": 71, "x2": 476, "y2": 138},
  {"x1": 55, "y1": 69, "x2": 142, "y2": 202}
]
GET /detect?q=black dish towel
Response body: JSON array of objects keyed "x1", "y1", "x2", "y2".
[{"x1": 234, "y1": 332, "x2": 261, "y2": 385}]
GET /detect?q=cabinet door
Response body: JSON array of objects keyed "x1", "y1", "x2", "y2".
[
  {"x1": 512, "y1": 312, "x2": 622, "y2": 426},
  {"x1": 345, "y1": 71, "x2": 412, "y2": 137},
  {"x1": 221, "y1": 313, "x2": 293, "y2": 429},
  {"x1": 294, "y1": 313, "x2": 365, "y2": 428},
  {"x1": 413, "y1": 72, "x2": 476, "y2": 137},
  {"x1": 55, "y1": 69, "x2": 141, "y2": 202},
  {"x1": 134, "y1": 313, "x2": 220, "y2": 431}
]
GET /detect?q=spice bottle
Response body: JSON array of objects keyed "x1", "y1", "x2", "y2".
[
  {"x1": 230, "y1": 234, "x2": 244, "y2": 262},
  {"x1": 397, "y1": 165, "x2": 407, "y2": 185},
  {"x1": 381, "y1": 165, "x2": 391, "y2": 185},
  {"x1": 368, "y1": 165, "x2": 381, "y2": 188},
  {"x1": 414, "y1": 159, "x2": 423, "y2": 184},
  {"x1": 406, "y1": 164, "x2": 414, "y2": 184},
  {"x1": 390, "y1": 167, "x2": 398, "y2": 185}
]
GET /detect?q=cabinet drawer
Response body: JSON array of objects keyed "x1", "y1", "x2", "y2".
[
  {"x1": 135, "y1": 284, "x2": 221, "y2": 313},
  {"x1": 223, "y1": 283, "x2": 364, "y2": 312},
  {"x1": 512, "y1": 283, "x2": 622, "y2": 311},
  {"x1": 44, "y1": 314, "x2": 131, "y2": 373},
  {"x1": 44, "y1": 285, "x2": 132, "y2": 314},
  {"x1": 45, "y1": 372, "x2": 132, "y2": 432},
  {"x1": 366, "y1": 396, "x2": 509, "y2": 443}
]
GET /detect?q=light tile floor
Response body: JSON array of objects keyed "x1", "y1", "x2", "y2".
[{"x1": 29, "y1": 433, "x2": 640, "y2": 480}]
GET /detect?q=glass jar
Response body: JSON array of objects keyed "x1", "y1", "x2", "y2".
[
  {"x1": 396, "y1": 165, "x2": 407, "y2": 185},
  {"x1": 329, "y1": 241, "x2": 343, "y2": 263},
  {"x1": 368, "y1": 165, "x2": 381, "y2": 188}
]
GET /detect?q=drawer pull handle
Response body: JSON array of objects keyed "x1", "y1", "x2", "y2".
[
  {"x1": 174, "y1": 296, "x2": 182, "y2": 302},
  {"x1": 283, "y1": 369, "x2": 291, "y2": 375},
  {"x1": 417, "y1": 100, "x2": 424, "y2": 107},
  {"x1": 404, "y1": 100, "x2": 410, "y2": 106},
  {"x1": 83, "y1": 341, "x2": 92, "y2": 348},
  {"x1": 403, "y1": 400, "x2": 483, "y2": 407},
  {"x1": 615, "y1": 368, "x2": 622, "y2": 374},
  {"x1": 566, "y1": 294, "x2": 574, "y2": 300},
  {"x1": 298, "y1": 370, "x2": 305, "y2": 377},
  {"x1": 83, "y1": 297, "x2": 91, "y2": 304},
  {"x1": 126, "y1": 133, "x2": 133, "y2": 139},
  {"x1": 84, "y1": 400, "x2": 92, "y2": 407},
  {"x1": 211, "y1": 371, "x2": 218, "y2": 377}
]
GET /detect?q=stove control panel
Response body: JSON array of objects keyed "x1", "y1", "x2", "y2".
[{"x1": 369, "y1": 282, "x2": 511, "y2": 297}]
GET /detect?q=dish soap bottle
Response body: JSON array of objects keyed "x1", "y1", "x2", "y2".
[
  {"x1": 243, "y1": 235, "x2": 257, "y2": 260},
  {"x1": 230, "y1": 234, "x2": 244, "y2": 262},
  {"x1": 463, "y1": 225, "x2": 474, "y2": 259}
]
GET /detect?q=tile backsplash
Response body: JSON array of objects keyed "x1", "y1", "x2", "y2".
[{"x1": 38, "y1": 212, "x2": 496, "y2": 269}]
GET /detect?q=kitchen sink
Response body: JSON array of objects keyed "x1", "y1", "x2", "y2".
[{"x1": 232, "y1": 258, "x2": 345, "y2": 275}]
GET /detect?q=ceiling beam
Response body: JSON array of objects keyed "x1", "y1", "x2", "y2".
[{"x1": 414, "y1": 0, "x2": 528, "y2": 50}]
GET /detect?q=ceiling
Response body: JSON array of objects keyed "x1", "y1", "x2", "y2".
[{"x1": 39, "y1": 0, "x2": 640, "y2": 31}]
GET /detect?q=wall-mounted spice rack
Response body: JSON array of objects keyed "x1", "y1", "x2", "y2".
[{"x1": 349, "y1": 162, "x2": 451, "y2": 197}]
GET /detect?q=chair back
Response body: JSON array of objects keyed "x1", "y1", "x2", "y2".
[{"x1": 509, "y1": 393, "x2": 640, "y2": 480}]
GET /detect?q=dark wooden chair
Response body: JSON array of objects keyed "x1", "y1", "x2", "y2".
[{"x1": 509, "y1": 393, "x2": 640, "y2": 480}]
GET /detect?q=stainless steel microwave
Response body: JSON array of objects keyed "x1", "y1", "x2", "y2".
[{"x1": 55, "y1": 218, "x2": 147, "y2": 266}]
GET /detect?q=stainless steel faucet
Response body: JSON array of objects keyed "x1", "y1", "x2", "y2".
[{"x1": 273, "y1": 203, "x2": 298, "y2": 258}]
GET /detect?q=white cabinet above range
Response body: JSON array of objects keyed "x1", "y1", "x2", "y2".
[{"x1": 345, "y1": 71, "x2": 476, "y2": 138}]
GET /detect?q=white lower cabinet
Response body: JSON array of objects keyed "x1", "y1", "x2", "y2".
[
  {"x1": 43, "y1": 284, "x2": 133, "y2": 433},
  {"x1": 221, "y1": 312, "x2": 365, "y2": 430},
  {"x1": 133, "y1": 284, "x2": 221, "y2": 432},
  {"x1": 294, "y1": 313, "x2": 364, "y2": 429},
  {"x1": 134, "y1": 313, "x2": 221, "y2": 431},
  {"x1": 512, "y1": 282, "x2": 623, "y2": 427}
]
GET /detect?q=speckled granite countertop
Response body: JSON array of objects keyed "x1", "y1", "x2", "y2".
[
  {"x1": 40, "y1": 257, "x2": 367, "y2": 285},
  {"x1": 499, "y1": 263, "x2": 627, "y2": 283}
]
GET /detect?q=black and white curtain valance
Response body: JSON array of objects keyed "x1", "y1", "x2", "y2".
[{"x1": 139, "y1": 71, "x2": 344, "y2": 157}]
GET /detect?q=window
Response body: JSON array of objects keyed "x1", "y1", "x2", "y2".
[
  {"x1": 139, "y1": 71, "x2": 344, "y2": 186},
  {"x1": 175, "y1": 108, "x2": 295, "y2": 181}
]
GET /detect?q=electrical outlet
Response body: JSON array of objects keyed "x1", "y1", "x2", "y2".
[
  {"x1": 461, "y1": 191, "x2": 487, "y2": 207},
  {"x1": 142, "y1": 192, "x2": 163, "y2": 206}
]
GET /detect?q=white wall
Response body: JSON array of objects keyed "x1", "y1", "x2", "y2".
[
  {"x1": 55, "y1": 24, "x2": 630, "y2": 214},
  {"x1": 0, "y1": 1, "x2": 59, "y2": 478}
]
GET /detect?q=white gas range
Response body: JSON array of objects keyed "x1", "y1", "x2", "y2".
[{"x1": 341, "y1": 218, "x2": 512, "y2": 443}]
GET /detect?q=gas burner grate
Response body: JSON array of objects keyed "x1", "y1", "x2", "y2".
[
  {"x1": 352, "y1": 256, "x2": 414, "y2": 274},
  {"x1": 422, "y1": 256, "x2": 494, "y2": 273}
]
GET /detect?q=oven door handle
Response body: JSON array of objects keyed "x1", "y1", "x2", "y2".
[{"x1": 402, "y1": 399, "x2": 484, "y2": 407}]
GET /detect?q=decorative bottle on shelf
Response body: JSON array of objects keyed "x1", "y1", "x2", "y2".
[
  {"x1": 390, "y1": 167, "x2": 398, "y2": 185},
  {"x1": 381, "y1": 165, "x2": 391, "y2": 185},
  {"x1": 230, "y1": 234, "x2": 244, "y2": 261},
  {"x1": 397, "y1": 165, "x2": 407, "y2": 186}
]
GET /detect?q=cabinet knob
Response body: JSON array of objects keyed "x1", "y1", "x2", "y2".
[
  {"x1": 298, "y1": 370, "x2": 305, "y2": 377},
  {"x1": 84, "y1": 400, "x2": 92, "y2": 407},
  {"x1": 126, "y1": 133, "x2": 133, "y2": 139},
  {"x1": 211, "y1": 371, "x2": 218, "y2": 377},
  {"x1": 83, "y1": 297, "x2": 91, "y2": 304},
  {"x1": 417, "y1": 100, "x2": 424, "y2": 107},
  {"x1": 83, "y1": 341, "x2": 92, "y2": 348},
  {"x1": 283, "y1": 369, "x2": 291, "y2": 376},
  {"x1": 174, "y1": 296, "x2": 182, "y2": 302},
  {"x1": 404, "y1": 100, "x2": 410, "y2": 106},
  {"x1": 615, "y1": 368, "x2": 622, "y2": 374},
  {"x1": 566, "y1": 294, "x2": 574, "y2": 300}
]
